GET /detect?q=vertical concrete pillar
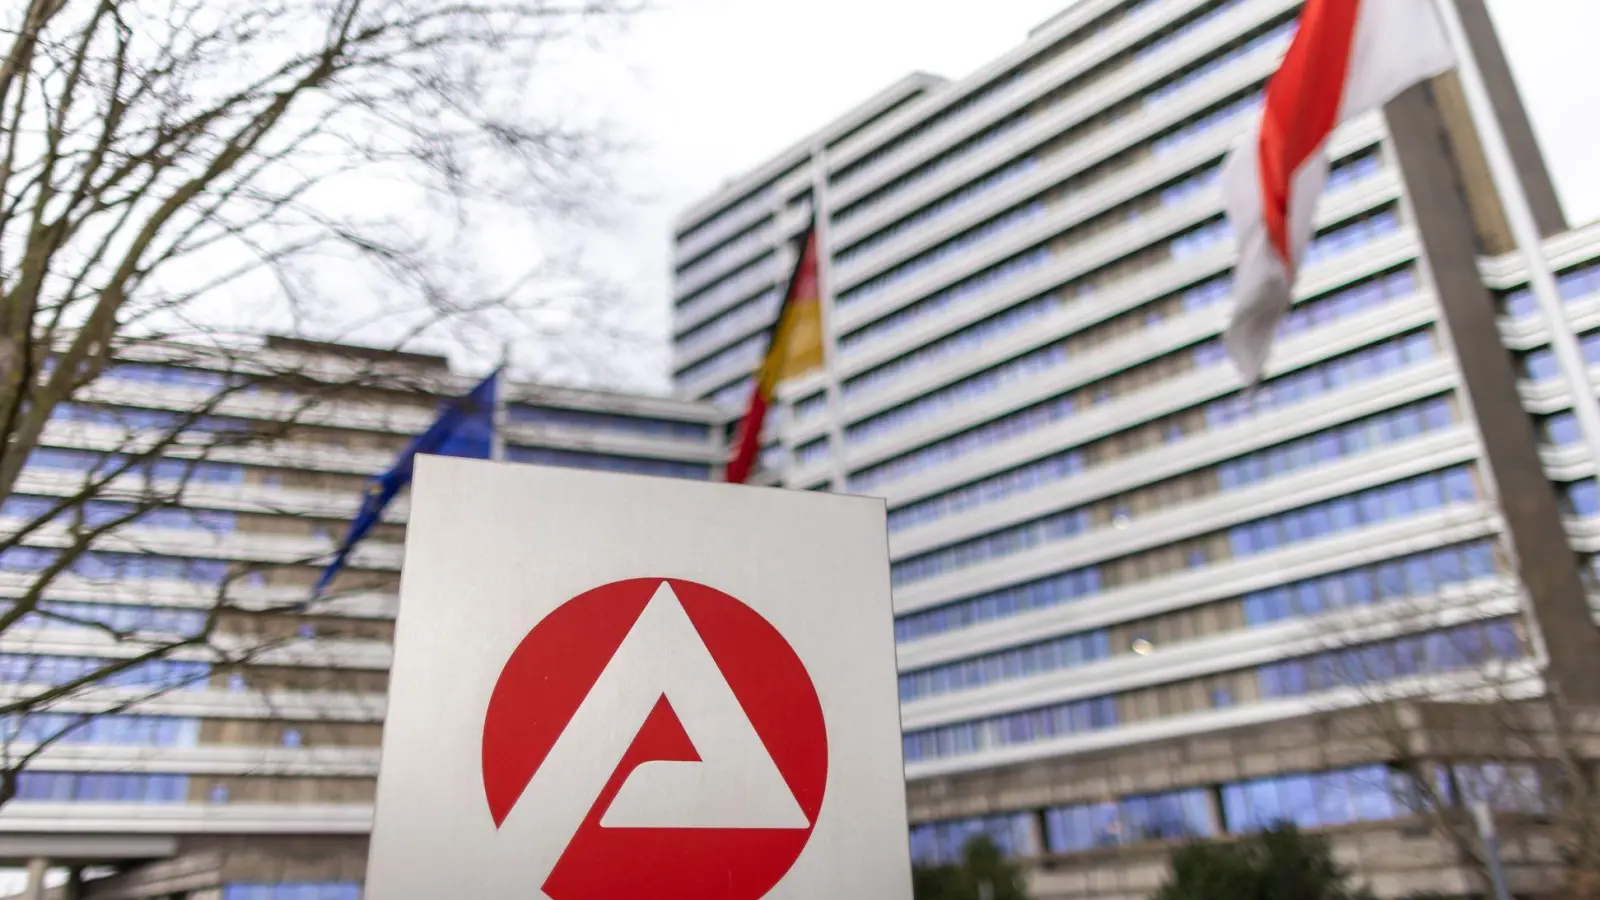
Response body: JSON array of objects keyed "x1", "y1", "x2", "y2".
[{"x1": 20, "y1": 858, "x2": 48, "y2": 900}]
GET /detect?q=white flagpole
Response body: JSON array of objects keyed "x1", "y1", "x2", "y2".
[
  {"x1": 1431, "y1": 0, "x2": 1600, "y2": 473},
  {"x1": 490, "y1": 340, "x2": 512, "y2": 463}
]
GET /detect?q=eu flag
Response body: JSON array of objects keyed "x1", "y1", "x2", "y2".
[{"x1": 313, "y1": 370, "x2": 499, "y2": 597}]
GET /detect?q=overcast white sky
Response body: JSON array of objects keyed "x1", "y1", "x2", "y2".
[{"x1": 565, "y1": 0, "x2": 1600, "y2": 392}]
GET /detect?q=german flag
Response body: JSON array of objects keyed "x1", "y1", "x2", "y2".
[{"x1": 725, "y1": 221, "x2": 825, "y2": 484}]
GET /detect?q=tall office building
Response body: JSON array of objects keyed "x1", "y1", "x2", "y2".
[
  {"x1": 0, "y1": 337, "x2": 723, "y2": 899},
  {"x1": 672, "y1": 0, "x2": 1600, "y2": 895}
]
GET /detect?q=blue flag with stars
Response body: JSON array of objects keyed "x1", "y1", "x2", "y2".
[{"x1": 313, "y1": 370, "x2": 499, "y2": 597}]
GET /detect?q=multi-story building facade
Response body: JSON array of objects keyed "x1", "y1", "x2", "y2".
[
  {"x1": 0, "y1": 337, "x2": 724, "y2": 899},
  {"x1": 672, "y1": 0, "x2": 1600, "y2": 896}
]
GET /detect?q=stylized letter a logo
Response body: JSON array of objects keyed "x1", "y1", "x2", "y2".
[{"x1": 481, "y1": 579, "x2": 828, "y2": 900}]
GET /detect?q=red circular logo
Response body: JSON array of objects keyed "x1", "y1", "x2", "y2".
[{"x1": 482, "y1": 578, "x2": 829, "y2": 900}]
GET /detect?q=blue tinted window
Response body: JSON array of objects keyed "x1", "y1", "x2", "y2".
[
  {"x1": 1215, "y1": 397, "x2": 1454, "y2": 495},
  {"x1": 1545, "y1": 412, "x2": 1582, "y2": 446},
  {"x1": 1567, "y1": 480, "x2": 1600, "y2": 517},
  {"x1": 1258, "y1": 618, "x2": 1521, "y2": 699},
  {"x1": 1, "y1": 713, "x2": 199, "y2": 747},
  {"x1": 1524, "y1": 349, "x2": 1559, "y2": 381},
  {"x1": 1228, "y1": 468, "x2": 1476, "y2": 562},
  {"x1": 0, "y1": 653, "x2": 210, "y2": 690},
  {"x1": 855, "y1": 325, "x2": 1434, "y2": 493},
  {"x1": 507, "y1": 446, "x2": 707, "y2": 480},
  {"x1": 508, "y1": 406, "x2": 707, "y2": 442},
  {"x1": 901, "y1": 628, "x2": 1111, "y2": 702},
  {"x1": 14, "y1": 772, "x2": 189, "y2": 804},
  {"x1": 907, "y1": 812, "x2": 1037, "y2": 865},
  {"x1": 903, "y1": 694, "x2": 1117, "y2": 764}
]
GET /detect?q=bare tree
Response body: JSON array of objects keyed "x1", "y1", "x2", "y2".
[
  {"x1": 0, "y1": 0, "x2": 638, "y2": 807},
  {"x1": 1299, "y1": 558, "x2": 1600, "y2": 899}
]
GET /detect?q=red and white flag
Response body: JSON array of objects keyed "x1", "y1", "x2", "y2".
[{"x1": 1222, "y1": 0, "x2": 1456, "y2": 384}]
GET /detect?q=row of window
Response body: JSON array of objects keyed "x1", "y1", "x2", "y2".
[
  {"x1": 709, "y1": 377, "x2": 753, "y2": 409},
  {"x1": 835, "y1": 158, "x2": 1039, "y2": 267},
  {"x1": 838, "y1": 148, "x2": 1392, "y2": 412},
  {"x1": 0, "y1": 547, "x2": 244, "y2": 585},
  {"x1": 1543, "y1": 411, "x2": 1581, "y2": 447},
  {"x1": 223, "y1": 885, "x2": 363, "y2": 900},
  {"x1": 1153, "y1": 91, "x2": 1263, "y2": 157},
  {"x1": 1244, "y1": 541, "x2": 1500, "y2": 627},
  {"x1": 1566, "y1": 479, "x2": 1600, "y2": 517},
  {"x1": 795, "y1": 438, "x2": 831, "y2": 468},
  {"x1": 675, "y1": 224, "x2": 772, "y2": 285},
  {"x1": 832, "y1": 115, "x2": 1030, "y2": 226},
  {"x1": 901, "y1": 694, "x2": 1118, "y2": 764},
  {"x1": 845, "y1": 210, "x2": 1413, "y2": 480},
  {"x1": 836, "y1": 83, "x2": 1268, "y2": 359},
  {"x1": 674, "y1": 329, "x2": 767, "y2": 386},
  {"x1": 104, "y1": 363, "x2": 232, "y2": 391},
  {"x1": 900, "y1": 627, "x2": 1110, "y2": 704},
  {"x1": 1157, "y1": 161, "x2": 1222, "y2": 208},
  {"x1": 837, "y1": 202, "x2": 1047, "y2": 309},
  {"x1": 851, "y1": 323, "x2": 1435, "y2": 495},
  {"x1": 1044, "y1": 788, "x2": 1213, "y2": 857},
  {"x1": 831, "y1": 72, "x2": 1023, "y2": 192},
  {"x1": 848, "y1": 343, "x2": 1069, "y2": 447},
  {"x1": 506, "y1": 446, "x2": 709, "y2": 480},
  {"x1": 898, "y1": 539, "x2": 1501, "y2": 714},
  {"x1": 3, "y1": 599, "x2": 209, "y2": 637},
  {"x1": 910, "y1": 812, "x2": 1037, "y2": 867},
  {"x1": 900, "y1": 539, "x2": 1496, "y2": 709},
  {"x1": 913, "y1": 759, "x2": 1542, "y2": 866},
  {"x1": 832, "y1": 83, "x2": 1242, "y2": 361},
  {"x1": 1258, "y1": 618, "x2": 1522, "y2": 698},
  {"x1": 1205, "y1": 330, "x2": 1436, "y2": 431},
  {"x1": 27, "y1": 449, "x2": 246, "y2": 485},
  {"x1": 53, "y1": 402, "x2": 249, "y2": 435},
  {"x1": 840, "y1": 294, "x2": 1064, "y2": 406},
  {"x1": 1522, "y1": 329, "x2": 1600, "y2": 382},
  {"x1": 2, "y1": 713, "x2": 201, "y2": 747},
  {"x1": 1499, "y1": 258, "x2": 1600, "y2": 319},
  {"x1": 506, "y1": 405, "x2": 710, "y2": 443},
  {"x1": 843, "y1": 247, "x2": 1055, "y2": 355},
  {"x1": 1224, "y1": 761, "x2": 1542, "y2": 837},
  {"x1": 892, "y1": 502, "x2": 1088, "y2": 586},
  {"x1": 906, "y1": 614, "x2": 1515, "y2": 767},
  {"x1": 1145, "y1": 15, "x2": 1295, "y2": 105},
  {"x1": 676, "y1": 185, "x2": 772, "y2": 248},
  {"x1": 1217, "y1": 395, "x2": 1454, "y2": 492},
  {"x1": 1303, "y1": 209, "x2": 1401, "y2": 267},
  {"x1": 0, "y1": 653, "x2": 211, "y2": 690},
  {"x1": 1322, "y1": 151, "x2": 1385, "y2": 195},
  {"x1": 674, "y1": 256, "x2": 779, "y2": 323},
  {"x1": 1170, "y1": 216, "x2": 1233, "y2": 259},
  {"x1": 887, "y1": 448, "x2": 1085, "y2": 535},
  {"x1": 882, "y1": 266, "x2": 1421, "y2": 534},
  {"x1": 674, "y1": 288, "x2": 780, "y2": 360},
  {"x1": 842, "y1": 0, "x2": 1249, "y2": 245},
  {"x1": 1229, "y1": 466, "x2": 1478, "y2": 560},
  {"x1": 895, "y1": 566, "x2": 1101, "y2": 645},
  {"x1": 843, "y1": 33, "x2": 1289, "y2": 336},
  {"x1": 1271, "y1": 265, "x2": 1418, "y2": 341},
  {"x1": 893, "y1": 458, "x2": 1474, "y2": 593},
  {"x1": 2, "y1": 495, "x2": 237, "y2": 533},
  {"x1": 13, "y1": 772, "x2": 190, "y2": 804}
]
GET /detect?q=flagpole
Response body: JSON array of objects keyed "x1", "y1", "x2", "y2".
[
  {"x1": 1431, "y1": 0, "x2": 1600, "y2": 475},
  {"x1": 491, "y1": 340, "x2": 512, "y2": 463}
]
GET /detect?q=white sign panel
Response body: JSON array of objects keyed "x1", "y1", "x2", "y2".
[{"x1": 365, "y1": 456, "x2": 913, "y2": 900}]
